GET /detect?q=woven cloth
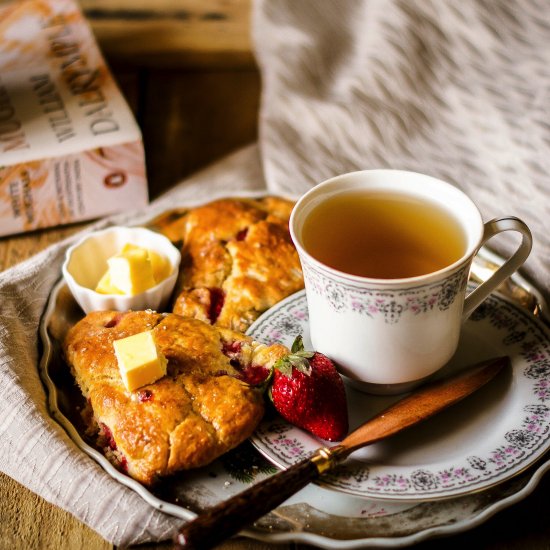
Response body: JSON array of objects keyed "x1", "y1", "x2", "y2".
[
  {"x1": 1, "y1": 1, "x2": 549, "y2": 545},
  {"x1": 253, "y1": 0, "x2": 550, "y2": 295}
]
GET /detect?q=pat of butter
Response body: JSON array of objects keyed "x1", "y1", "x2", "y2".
[
  {"x1": 113, "y1": 330, "x2": 167, "y2": 392},
  {"x1": 95, "y1": 271, "x2": 124, "y2": 295},
  {"x1": 108, "y1": 245, "x2": 156, "y2": 295},
  {"x1": 96, "y1": 243, "x2": 171, "y2": 296},
  {"x1": 121, "y1": 243, "x2": 172, "y2": 282},
  {"x1": 148, "y1": 248, "x2": 172, "y2": 282}
]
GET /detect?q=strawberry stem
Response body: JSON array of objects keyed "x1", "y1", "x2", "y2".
[{"x1": 274, "y1": 335, "x2": 314, "y2": 377}]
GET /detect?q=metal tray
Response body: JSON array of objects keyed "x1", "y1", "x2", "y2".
[{"x1": 39, "y1": 243, "x2": 550, "y2": 548}]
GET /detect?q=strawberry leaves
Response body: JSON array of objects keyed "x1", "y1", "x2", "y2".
[{"x1": 273, "y1": 335, "x2": 314, "y2": 377}]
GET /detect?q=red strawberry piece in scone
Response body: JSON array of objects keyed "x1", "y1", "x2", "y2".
[{"x1": 269, "y1": 336, "x2": 349, "y2": 441}]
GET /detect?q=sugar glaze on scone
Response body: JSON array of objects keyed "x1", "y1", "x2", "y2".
[
  {"x1": 153, "y1": 197, "x2": 304, "y2": 332},
  {"x1": 64, "y1": 310, "x2": 288, "y2": 485}
]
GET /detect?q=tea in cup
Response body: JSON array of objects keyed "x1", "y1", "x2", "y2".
[{"x1": 290, "y1": 169, "x2": 532, "y2": 394}]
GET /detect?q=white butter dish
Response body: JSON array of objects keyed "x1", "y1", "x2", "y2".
[{"x1": 62, "y1": 226, "x2": 181, "y2": 314}]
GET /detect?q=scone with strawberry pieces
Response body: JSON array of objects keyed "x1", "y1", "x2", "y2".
[
  {"x1": 63, "y1": 309, "x2": 288, "y2": 485},
  {"x1": 150, "y1": 196, "x2": 304, "y2": 332}
]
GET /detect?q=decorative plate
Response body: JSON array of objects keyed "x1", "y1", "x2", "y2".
[
  {"x1": 249, "y1": 288, "x2": 550, "y2": 501},
  {"x1": 39, "y1": 230, "x2": 550, "y2": 547}
]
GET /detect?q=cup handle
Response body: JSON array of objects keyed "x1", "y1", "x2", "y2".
[{"x1": 462, "y1": 216, "x2": 532, "y2": 320}]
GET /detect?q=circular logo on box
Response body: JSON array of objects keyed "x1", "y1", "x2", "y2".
[{"x1": 104, "y1": 172, "x2": 127, "y2": 188}]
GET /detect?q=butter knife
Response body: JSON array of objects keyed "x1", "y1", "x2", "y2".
[{"x1": 174, "y1": 356, "x2": 509, "y2": 550}]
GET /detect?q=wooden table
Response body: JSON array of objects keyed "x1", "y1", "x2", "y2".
[{"x1": 1, "y1": 1, "x2": 550, "y2": 548}]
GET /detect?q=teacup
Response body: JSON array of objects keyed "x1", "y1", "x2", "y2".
[{"x1": 290, "y1": 169, "x2": 532, "y2": 394}]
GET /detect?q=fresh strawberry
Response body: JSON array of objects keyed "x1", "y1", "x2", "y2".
[{"x1": 269, "y1": 336, "x2": 348, "y2": 441}]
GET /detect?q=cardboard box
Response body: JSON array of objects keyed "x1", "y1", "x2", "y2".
[{"x1": 0, "y1": 0, "x2": 148, "y2": 237}]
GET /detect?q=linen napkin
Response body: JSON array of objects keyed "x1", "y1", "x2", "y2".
[{"x1": 2, "y1": 0, "x2": 550, "y2": 546}]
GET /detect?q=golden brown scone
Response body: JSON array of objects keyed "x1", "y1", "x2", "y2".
[
  {"x1": 152, "y1": 197, "x2": 304, "y2": 332},
  {"x1": 63, "y1": 310, "x2": 288, "y2": 485}
]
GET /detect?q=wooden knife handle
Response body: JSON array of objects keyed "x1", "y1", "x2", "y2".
[{"x1": 173, "y1": 458, "x2": 319, "y2": 550}]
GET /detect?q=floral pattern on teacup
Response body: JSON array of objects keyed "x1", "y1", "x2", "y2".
[{"x1": 301, "y1": 261, "x2": 469, "y2": 324}]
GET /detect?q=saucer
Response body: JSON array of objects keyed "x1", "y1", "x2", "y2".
[{"x1": 248, "y1": 289, "x2": 550, "y2": 501}]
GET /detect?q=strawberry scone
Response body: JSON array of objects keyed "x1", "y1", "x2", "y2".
[
  {"x1": 63, "y1": 309, "x2": 288, "y2": 485},
  {"x1": 150, "y1": 197, "x2": 304, "y2": 332}
]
